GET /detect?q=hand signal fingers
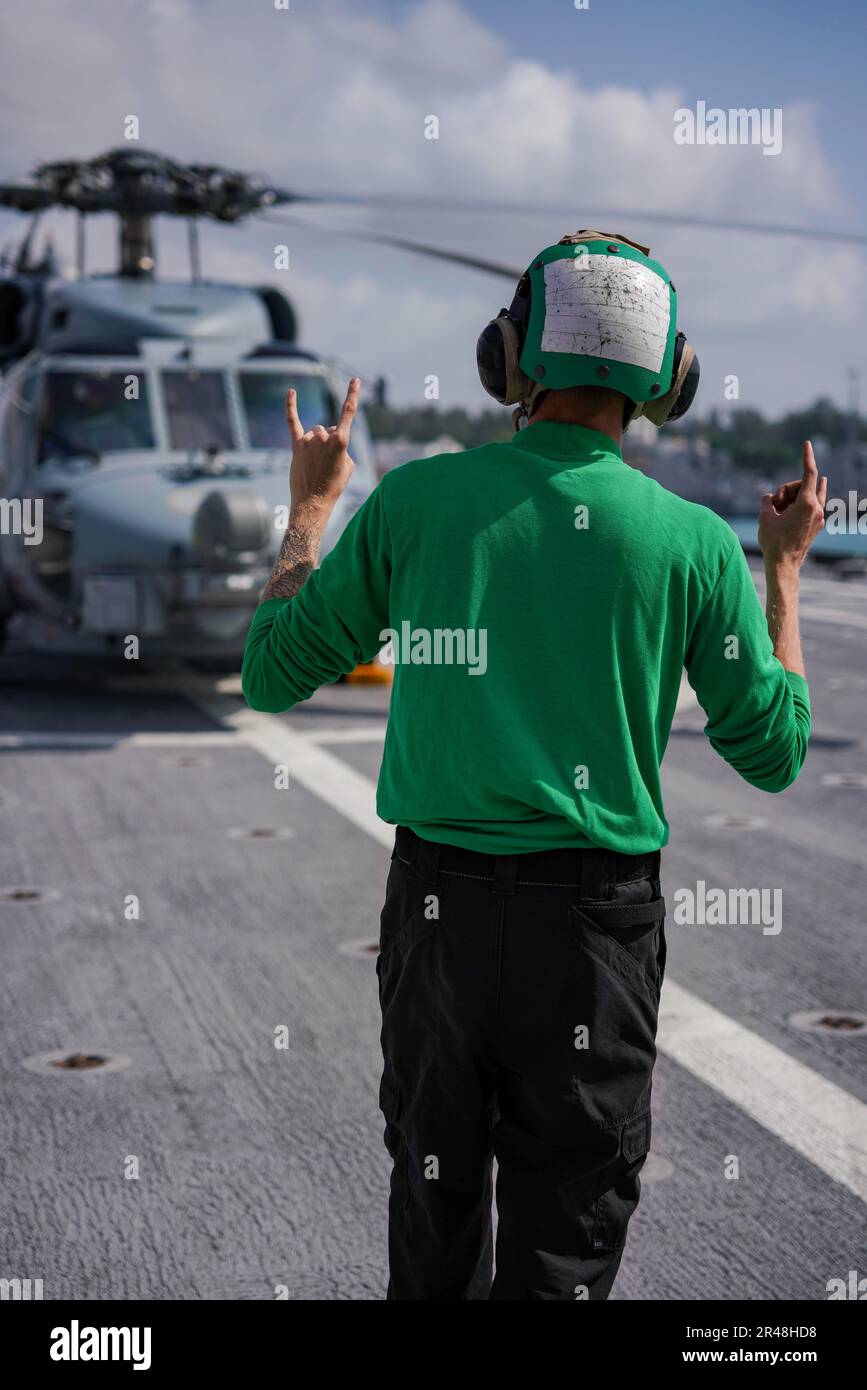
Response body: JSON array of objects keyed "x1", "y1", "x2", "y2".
[
  {"x1": 285, "y1": 388, "x2": 305, "y2": 445},
  {"x1": 773, "y1": 480, "x2": 800, "y2": 509},
  {"x1": 800, "y1": 439, "x2": 818, "y2": 499},
  {"x1": 335, "y1": 377, "x2": 361, "y2": 442}
]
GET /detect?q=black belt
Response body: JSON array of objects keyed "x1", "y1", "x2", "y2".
[{"x1": 394, "y1": 826, "x2": 662, "y2": 917}]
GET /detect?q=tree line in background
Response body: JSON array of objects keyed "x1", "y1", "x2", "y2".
[
  {"x1": 366, "y1": 397, "x2": 866, "y2": 470},
  {"x1": 365, "y1": 402, "x2": 514, "y2": 449},
  {"x1": 696, "y1": 400, "x2": 866, "y2": 469}
]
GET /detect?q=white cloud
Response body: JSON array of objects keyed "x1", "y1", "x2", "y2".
[{"x1": 0, "y1": 0, "x2": 863, "y2": 416}]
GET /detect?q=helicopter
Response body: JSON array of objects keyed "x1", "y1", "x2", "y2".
[{"x1": 0, "y1": 148, "x2": 397, "y2": 661}]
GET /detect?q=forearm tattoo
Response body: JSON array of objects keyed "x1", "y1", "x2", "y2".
[{"x1": 261, "y1": 520, "x2": 323, "y2": 601}]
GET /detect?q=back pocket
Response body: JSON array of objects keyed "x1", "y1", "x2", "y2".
[
  {"x1": 378, "y1": 855, "x2": 439, "y2": 962},
  {"x1": 566, "y1": 898, "x2": 664, "y2": 1128},
  {"x1": 571, "y1": 898, "x2": 664, "y2": 999}
]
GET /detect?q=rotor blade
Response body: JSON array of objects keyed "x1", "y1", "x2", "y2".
[
  {"x1": 0, "y1": 184, "x2": 58, "y2": 212},
  {"x1": 283, "y1": 194, "x2": 867, "y2": 247},
  {"x1": 0, "y1": 156, "x2": 310, "y2": 221},
  {"x1": 4, "y1": 149, "x2": 863, "y2": 246},
  {"x1": 262, "y1": 212, "x2": 523, "y2": 279}
]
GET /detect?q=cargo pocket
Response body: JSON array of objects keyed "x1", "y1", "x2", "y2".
[
  {"x1": 567, "y1": 900, "x2": 664, "y2": 1128},
  {"x1": 656, "y1": 920, "x2": 667, "y2": 990},
  {"x1": 379, "y1": 1069, "x2": 410, "y2": 1212},
  {"x1": 591, "y1": 1111, "x2": 651, "y2": 1254},
  {"x1": 571, "y1": 891, "x2": 665, "y2": 999},
  {"x1": 378, "y1": 892, "x2": 443, "y2": 985},
  {"x1": 378, "y1": 856, "x2": 441, "y2": 966}
]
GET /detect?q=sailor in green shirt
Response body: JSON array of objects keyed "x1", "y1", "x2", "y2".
[{"x1": 242, "y1": 231, "x2": 827, "y2": 1300}]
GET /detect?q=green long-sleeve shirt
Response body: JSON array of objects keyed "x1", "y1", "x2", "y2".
[{"x1": 242, "y1": 420, "x2": 810, "y2": 854}]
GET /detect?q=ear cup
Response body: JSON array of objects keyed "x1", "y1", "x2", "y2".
[
  {"x1": 476, "y1": 311, "x2": 535, "y2": 406},
  {"x1": 665, "y1": 344, "x2": 699, "y2": 421},
  {"x1": 633, "y1": 334, "x2": 698, "y2": 425},
  {"x1": 476, "y1": 315, "x2": 509, "y2": 403},
  {"x1": 499, "y1": 312, "x2": 536, "y2": 406}
]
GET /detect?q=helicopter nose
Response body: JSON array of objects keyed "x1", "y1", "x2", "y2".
[{"x1": 192, "y1": 488, "x2": 271, "y2": 566}]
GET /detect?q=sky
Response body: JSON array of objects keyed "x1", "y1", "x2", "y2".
[{"x1": 0, "y1": 0, "x2": 865, "y2": 419}]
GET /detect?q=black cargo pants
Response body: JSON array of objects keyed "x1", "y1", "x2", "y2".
[{"x1": 376, "y1": 826, "x2": 666, "y2": 1301}]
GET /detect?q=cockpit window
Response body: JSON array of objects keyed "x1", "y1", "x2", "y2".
[
  {"x1": 240, "y1": 372, "x2": 332, "y2": 449},
  {"x1": 38, "y1": 369, "x2": 154, "y2": 462},
  {"x1": 163, "y1": 369, "x2": 234, "y2": 450}
]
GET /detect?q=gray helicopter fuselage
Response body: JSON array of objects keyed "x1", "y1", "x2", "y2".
[{"x1": 0, "y1": 277, "x2": 376, "y2": 658}]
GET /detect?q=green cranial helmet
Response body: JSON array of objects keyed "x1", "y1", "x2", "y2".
[
  {"x1": 523, "y1": 231, "x2": 677, "y2": 397},
  {"x1": 477, "y1": 230, "x2": 697, "y2": 428}
]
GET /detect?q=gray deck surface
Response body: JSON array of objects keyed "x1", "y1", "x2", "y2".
[{"x1": 1, "y1": 559, "x2": 864, "y2": 1300}]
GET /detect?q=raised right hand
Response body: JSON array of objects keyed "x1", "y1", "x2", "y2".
[{"x1": 758, "y1": 441, "x2": 828, "y2": 569}]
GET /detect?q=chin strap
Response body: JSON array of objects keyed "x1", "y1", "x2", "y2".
[{"x1": 514, "y1": 385, "x2": 550, "y2": 430}]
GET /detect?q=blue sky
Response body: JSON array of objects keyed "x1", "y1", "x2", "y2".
[
  {"x1": 456, "y1": 0, "x2": 866, "y2": 204},
  {"x1": 388, "y1": 0, "x2": 867, "y2": 226}
]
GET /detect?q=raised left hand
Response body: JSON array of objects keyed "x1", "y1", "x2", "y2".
[{"x1": 285, "y1": 376, "x2": 360, "y2": 513}]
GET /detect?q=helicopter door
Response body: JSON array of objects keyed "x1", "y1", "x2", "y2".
[
  {"x1": 0, "y1": 363, "x2": 39, "y2": 485},
  {"x1": 0, "y1": 283, "x2": 34, "y2": 364}
]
